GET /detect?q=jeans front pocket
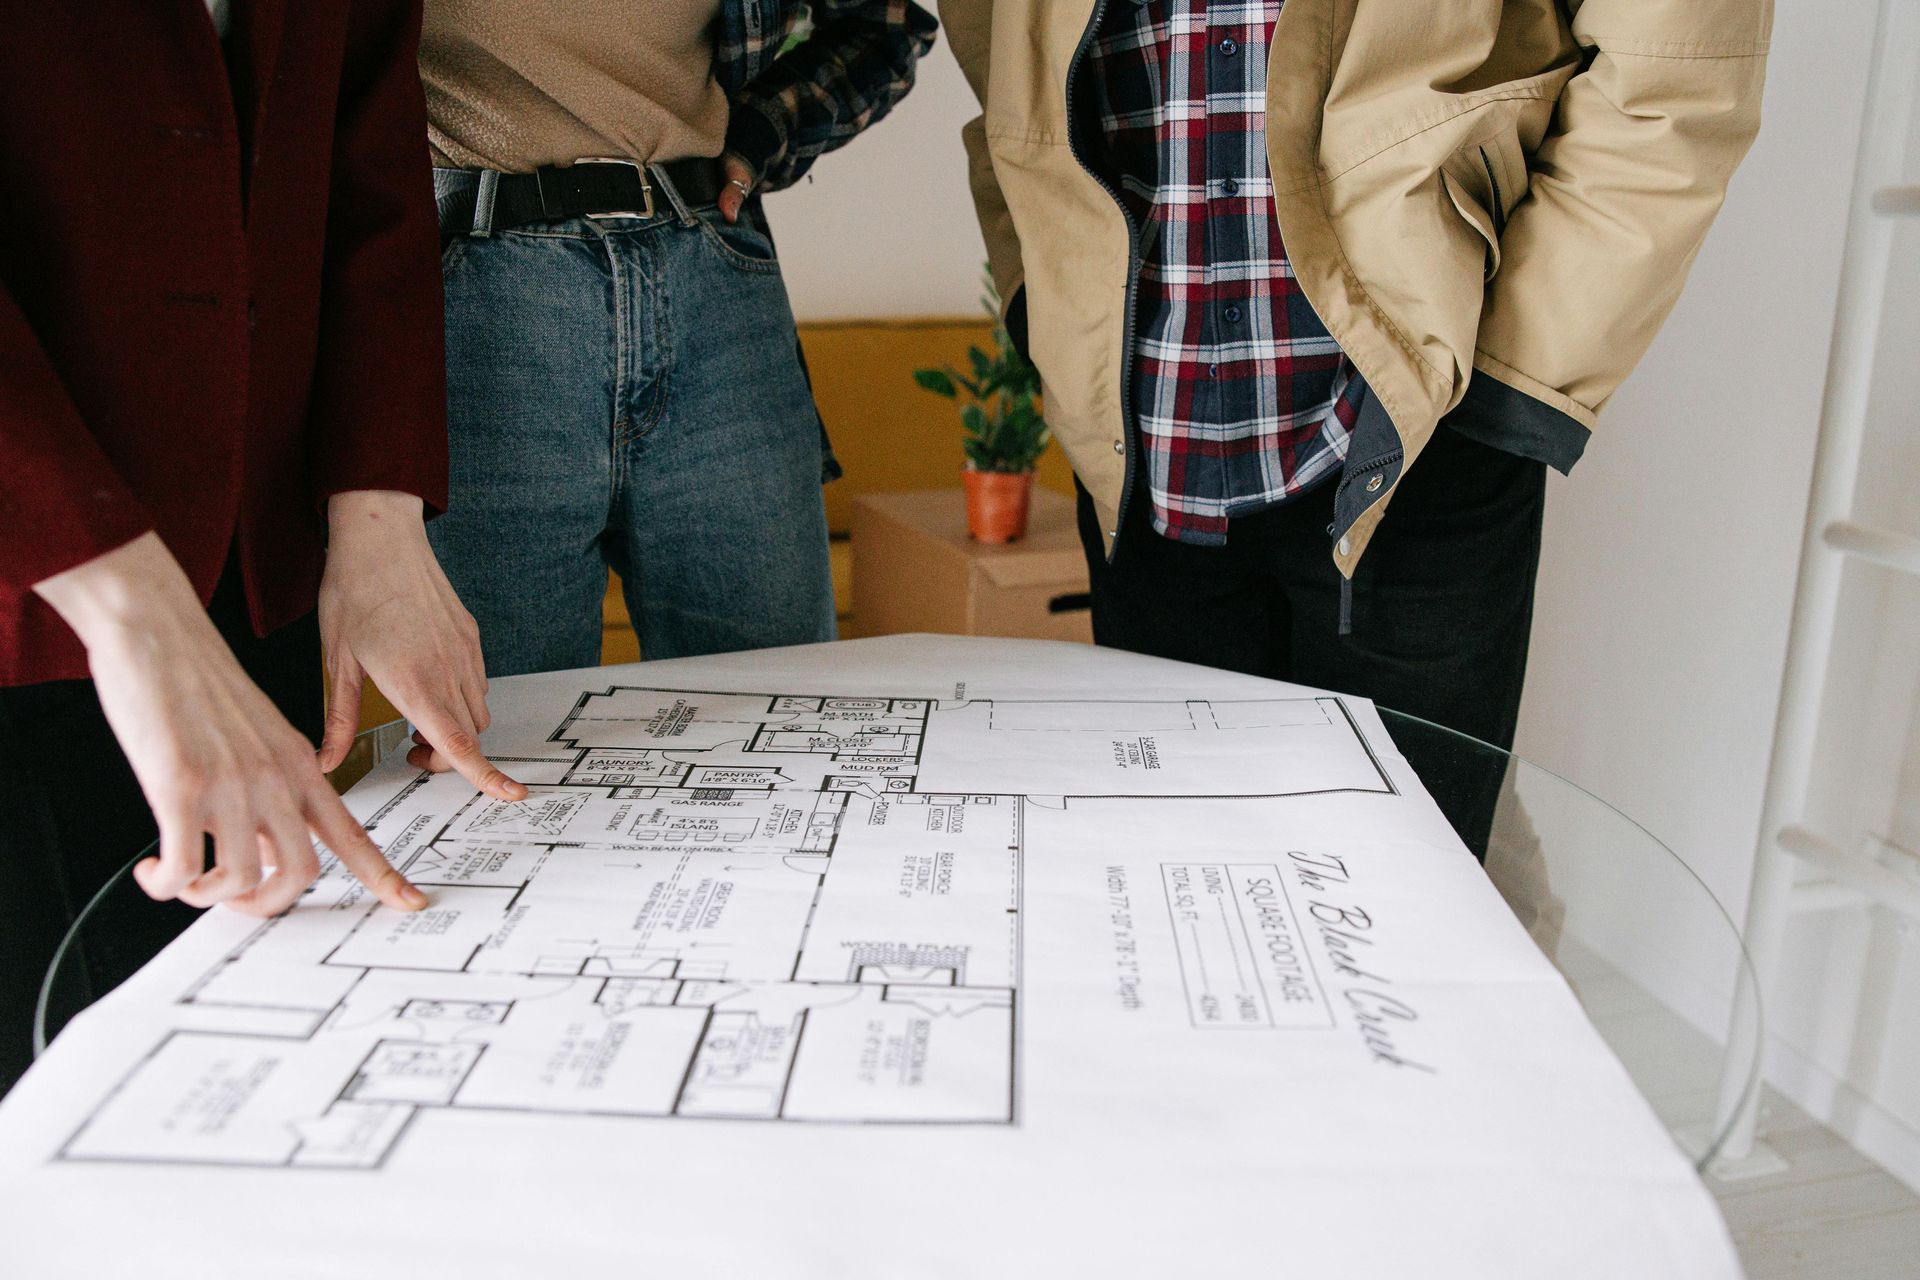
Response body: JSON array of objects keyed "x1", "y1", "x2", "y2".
[{"x1": 695, "y1": 214, "x2": 782, "y2": 275}]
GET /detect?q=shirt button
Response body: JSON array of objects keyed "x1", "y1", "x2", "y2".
[
  {"x1": 1223, "y1": 305, "x2": 1242, "y2": 323},
  {"x1": 1222, "y1": 178, "x2": 1240, "y2": 196},
  {"x1": 1208, "y1": 364, "x2": 1219, "y2": 378},
  {"x1": 1219, "y1": 37, "x2": 1238, "y2": 56}
]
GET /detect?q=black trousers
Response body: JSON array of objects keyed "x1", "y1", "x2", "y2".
[
  {"x1": 0, "y1": 564, "x2": 321, "y2": 1095},
  {"x1": 1078, "y1": 424, "x2": 1547, "y2": 852}
]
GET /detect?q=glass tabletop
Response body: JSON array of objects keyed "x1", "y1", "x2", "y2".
[
  {"x1": 35, "y1": 711, "x2": 1759, "y2": 1172},
  {"x1": 1377, "y1": 708, "x2": 1761, "y2": 1171}
]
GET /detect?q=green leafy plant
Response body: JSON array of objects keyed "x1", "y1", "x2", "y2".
[{"x1": 913, "y1": 273, "x2": 1050, "y2": 474}]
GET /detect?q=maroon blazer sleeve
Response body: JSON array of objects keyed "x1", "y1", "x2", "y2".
[
  {"x1": 0, "y1": 284, "x2": 156, "y2": 594},
  {"x1": 306, "y1": 0, "x2": 449, "y2": 515}
]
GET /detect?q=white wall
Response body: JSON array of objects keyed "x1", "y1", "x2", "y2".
[
  {"x1": 1512, "y1": 0, "x2": 1873, "y2": 963},
  {"x1": 1755, "y1": 100, "x2": 1920, "y2": 1188},
  {"x1": 766, "y1": 50, "x2": 987, "y2": 321},
  {"x1": 1511, "y1": 0, "x2": 1920, "y2": 1186}
]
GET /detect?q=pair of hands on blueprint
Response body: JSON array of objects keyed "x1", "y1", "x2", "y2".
[{"x1": 34, "y1": 491, "x2": 526, "y2": 917}]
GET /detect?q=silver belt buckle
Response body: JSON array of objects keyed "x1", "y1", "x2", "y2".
[{"x1": 576, "y1": 157, "x2": 654, "y2": 220}]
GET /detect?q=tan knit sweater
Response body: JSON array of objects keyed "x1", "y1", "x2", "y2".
[{"x1": 421, "y1": 0, "x2": 728, "y2": 172}]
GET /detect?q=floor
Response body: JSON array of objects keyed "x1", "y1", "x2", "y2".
[
  {"x1": 1712, "y1": 1089, "x2": 1920, "y2": 1279},
  {"x1": 1553, "y1": 937, "x2": 1920, "y2": 1278}
]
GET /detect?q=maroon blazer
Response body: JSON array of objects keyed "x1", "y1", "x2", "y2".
[{"x1": 0, "y1": 0, "x2": 448, "y2": 685}]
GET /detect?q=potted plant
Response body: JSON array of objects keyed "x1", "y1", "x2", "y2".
[{"x1": 913, "y1": 275, "x2": 1050, "y2": 543}]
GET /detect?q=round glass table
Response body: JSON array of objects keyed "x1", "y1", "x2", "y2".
[{"x1": 35, "y1": 712, "x2": 1760, "y2": 1171}]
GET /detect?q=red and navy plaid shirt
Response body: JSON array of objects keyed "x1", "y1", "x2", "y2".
[{"x1": 1088, "y1": 0, "x2": 1366, "y2": 545}]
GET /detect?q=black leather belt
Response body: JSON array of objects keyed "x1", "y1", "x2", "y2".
[{"x1": 437, "y1": 157, "x2": 728, "y2": 236}]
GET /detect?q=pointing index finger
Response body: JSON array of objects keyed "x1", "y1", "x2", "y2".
[
  {"x1": 305, "y1": 784, "x2": 427, "y2": 912},
  {"x1": 411, "y1": 708, "x2": 526, "y2": 801}
]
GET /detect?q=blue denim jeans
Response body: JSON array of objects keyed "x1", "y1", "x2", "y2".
[{"x1": 429, "y1": 200, "x2": 836, "y2": 677}]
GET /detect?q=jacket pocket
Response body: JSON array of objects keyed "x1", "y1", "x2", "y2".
[{"x1": 1440, "y1": 131, "x2": 1525, "y2": 282}]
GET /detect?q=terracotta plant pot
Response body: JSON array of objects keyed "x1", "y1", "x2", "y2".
[{"x1": 963, "y1": 468, "x2": 1034, "y2": 544}]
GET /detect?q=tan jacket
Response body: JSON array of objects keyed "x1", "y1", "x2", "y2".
[{"x1": 941, "y1": 0, "x2": 1771, "y2": 572}]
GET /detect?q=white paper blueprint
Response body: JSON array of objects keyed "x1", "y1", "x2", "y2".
[{"x1": 0, "y1": 636, "x2": 1740, "y2": 1278}]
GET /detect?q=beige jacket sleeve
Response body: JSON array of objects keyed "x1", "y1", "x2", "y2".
[
  {"x1": 1473, "y1": 0, "x2": 1773, "y2": 428},
  {"x1": 939, "y1": 0, "x2": 1025, "y2": 306}
]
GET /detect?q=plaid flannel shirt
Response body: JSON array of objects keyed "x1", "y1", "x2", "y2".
[
  {"x1": 1089, "y1": 0, "x2": 1366, "y2": 546},
  {"x1": 715, "y1": 0, "x2": 939, "y2": 193}
]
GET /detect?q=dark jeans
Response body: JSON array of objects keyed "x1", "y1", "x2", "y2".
[
  {"x1": 428, "y1": 204, "x2": 835, "y2": 677},
  {"x1": 1077, "y1": 424, "x2": 1546, "y2": 854},
  {"x1": 0, "y1": 563, "x2": 322, "y2": 1095}
]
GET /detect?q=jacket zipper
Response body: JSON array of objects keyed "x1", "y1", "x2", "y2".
[{"x1": 1065, "y1": 0, "x2": 1142, "y2": 563}]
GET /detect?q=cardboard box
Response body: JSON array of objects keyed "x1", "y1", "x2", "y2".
[{"x1": 849, "y1": 489, "x2": 1093, "y2": 644}]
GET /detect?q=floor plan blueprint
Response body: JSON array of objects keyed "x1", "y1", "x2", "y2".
[
  {"x1": 57, "y1": 679, "x2": 1392, "y2": 1169},
  {"x1": 0, "y1": 638, "x2": 1741, "y2": 1279}
]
